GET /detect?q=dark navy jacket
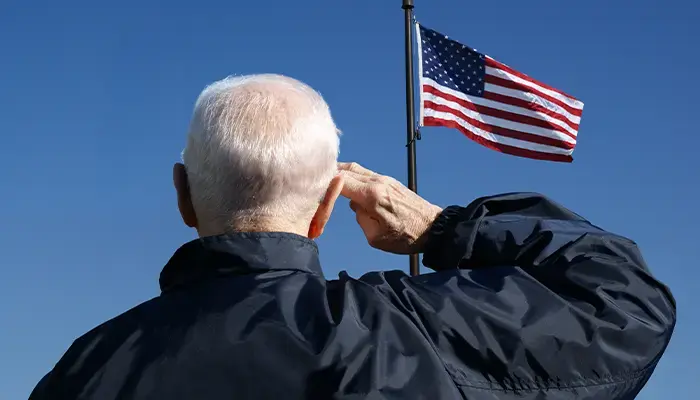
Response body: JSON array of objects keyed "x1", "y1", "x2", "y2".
[{"x1": 29, "y1": 193, "x2": 676, "y2": 399}]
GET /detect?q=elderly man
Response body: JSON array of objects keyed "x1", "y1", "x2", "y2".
[{"x1": 30, "y1": 74, "x2": 675, "y2": 399}]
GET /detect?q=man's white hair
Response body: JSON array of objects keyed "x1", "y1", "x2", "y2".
[{"x1": 182, "y1": 74, "x2": 340, "y2": 231}]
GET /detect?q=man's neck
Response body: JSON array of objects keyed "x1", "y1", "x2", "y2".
[{"x1": 197, "y1": 219, "x2": 310, "y2": 238}]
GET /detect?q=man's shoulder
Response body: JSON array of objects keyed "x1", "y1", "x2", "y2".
[
  {"x1": 51, "y1": 295, "x2": 163, "y2": 374},
  {"x1": 31, "y1": 295, "x2": 165, "y2": 398},
  {"x1": 90, "y1": 295, "x2": 161, "y2": 334}
]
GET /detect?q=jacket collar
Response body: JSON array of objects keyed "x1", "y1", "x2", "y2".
[{"x1": 159, "y1": 232, "x2": 323, "y2": 293}]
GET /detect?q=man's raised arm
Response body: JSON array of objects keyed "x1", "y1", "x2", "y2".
[{"x1": 339, "y1": 162, "x2": 676, "y2": 398}]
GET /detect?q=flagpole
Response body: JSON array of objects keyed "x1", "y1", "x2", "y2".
[{"x1": 402, "y1": 0, "x2": 420, "y2": 276}]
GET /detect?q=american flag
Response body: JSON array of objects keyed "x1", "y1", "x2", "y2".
[{"x1": 416, "y1": 24, "x2": 584, "y2": 162}]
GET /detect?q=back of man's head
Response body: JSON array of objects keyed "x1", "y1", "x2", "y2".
[{"x1": 180, "y1": 74, "x2": 340, "y2": 236}]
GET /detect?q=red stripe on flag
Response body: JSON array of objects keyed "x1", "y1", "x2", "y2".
[
  {"x1": 424, "y1": 101, "x2": 575, "y2": 150},
  {"x1": 482, "y1": 91, "x2": 579, "y2": 131},
  {"x1": 485, "y1": 57, "x2": 579, "y2": 101},
  {"x1": 423, "y1": 84, "x2": 577, "y2": 141},
  {"x1": 423, "y1": 116, "x2": 573, "y2": 163},
  {"x1": 484, "y1": 75, "x2": 583, "y2": 118}
]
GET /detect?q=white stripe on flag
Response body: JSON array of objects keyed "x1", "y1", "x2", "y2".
[
  {"x1": 484, "y1": 84, "x2": 581, "y2": 124},
  {"x1": 422, "y1": 78, "x2": 579, "y2": 138},
  {"x1": 422, "y1": 90, "x2": 577, "y2": 145},
  {"x1": 423, "y1": 109, "x2": 574, "y2": 156},
  {"x1": 485, "y1": 66, "x2": 584, "y2": 110}
]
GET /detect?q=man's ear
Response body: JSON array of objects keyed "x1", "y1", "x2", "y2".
[
  {"x1": 173, "y1": 163, "x2": 198, "y2": 229},
  {"x1": 308, "y1": 174, "x2": 344, "y2": 239}
]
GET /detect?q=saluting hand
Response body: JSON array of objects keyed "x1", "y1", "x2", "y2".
[{"x1": 338, "y1": 162, "x2": 443, "y2": 255}]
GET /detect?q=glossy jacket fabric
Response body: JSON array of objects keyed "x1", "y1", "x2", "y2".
[{"x1": 29, "y1": 193, "x2": 676, "y2": 399}]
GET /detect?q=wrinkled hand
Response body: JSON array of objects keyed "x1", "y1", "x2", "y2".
[{"x1": 338, "y1": 162, "x2": 443, "y2": 254}]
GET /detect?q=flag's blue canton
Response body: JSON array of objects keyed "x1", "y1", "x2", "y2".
[{"x1": 419, "y1": 25, "x2": 486, "y2": 97}]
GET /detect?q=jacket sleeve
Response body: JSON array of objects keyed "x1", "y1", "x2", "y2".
[{"x1": 366, "y1": 193, "x2": 676, "y2": 396}]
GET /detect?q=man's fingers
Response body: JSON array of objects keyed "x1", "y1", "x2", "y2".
[
  {"x1": 340, "y1": 170, "x2": 374, "y2": 183},
  {"x1": 338, "y1": 162, "x2": 376, "y2": 176},
  {"x1": 340, "y1": 172, "x2": 370, "y2": 201}
]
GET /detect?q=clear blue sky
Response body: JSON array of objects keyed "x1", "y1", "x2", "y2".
[{"x1": 1, "y1": 0, "x2": 697, "y2": 398}]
